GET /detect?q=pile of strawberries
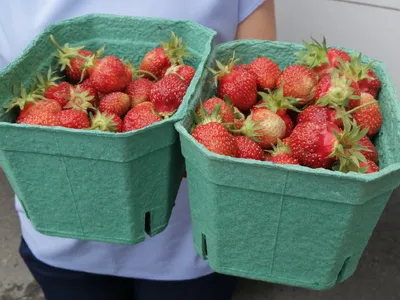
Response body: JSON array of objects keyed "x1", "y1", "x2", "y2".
[
  {"x1": 191, "y1": 37, "x2": 383, "y2": 174},
  {"x1": 5, "y1": 32, "x2": 195, "y2": 132}
]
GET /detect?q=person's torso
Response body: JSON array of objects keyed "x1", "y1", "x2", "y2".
[{"x1": 1, "y1": 0, "x2": 263, "y2": 280}]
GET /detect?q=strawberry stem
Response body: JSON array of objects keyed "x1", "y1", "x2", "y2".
[{"x1": 344, "y1": 100, "x2": 378, "y2": 116}]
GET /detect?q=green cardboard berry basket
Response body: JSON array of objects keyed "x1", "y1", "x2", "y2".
[
  {"x1": 175, "y1": 40, "x2": 400, "y2": 290},
  {"x1": 0, "y1": 14, "x2": 216, "y2": 245}
]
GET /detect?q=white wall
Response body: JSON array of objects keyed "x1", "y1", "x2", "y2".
[{"x1": 275, "y1": 0, "x2": 400, "y2": 92}]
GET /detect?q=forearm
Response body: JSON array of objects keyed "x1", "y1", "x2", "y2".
[{"x1": 235, "y1": 0, "x2": 277, "y2": 41}]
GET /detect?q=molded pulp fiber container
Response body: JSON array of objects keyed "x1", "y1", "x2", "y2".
[
  {"x1": 175, "y1": 40, "x2": 400, "y2": 290},
  {"x1": 0, "y1": 14, "x2": 216, "y2": 245}
]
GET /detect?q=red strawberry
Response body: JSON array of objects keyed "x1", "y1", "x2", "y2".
[
  {"x1": 19, "y1": 110, "x2": 61, "y2": 127},
  {"x1": 359, "y1": 70, "x2": 380, "y2": 98},
  {"x1": 99, "y1": 92, "x2": 131, "y2": 117},
  {"x1": 57, "y1": 110, "x2": 90, "y2": 129},
  {"x1": 297, "y1": 104, "x2": 343, "y2": 128},
  {"x1": 16, "y1": 99, "x2": 62, "y2": 123},
  {"x1": 296, "y1": 37, "x2": 351, "y2": 78},
  {"x1": 75, "y1": 79, "x2": 98, "y2": 105},
  {"x1": 350, "y1": 93, "x2": 382, "y2": 136},
  {"x1": 125, "y1": 78, "x2": 155, "y2": 107},
  {"x1": 249, "y1": 57, "x2": 281, "y2": 90},
  {"x1": 86, "y1": 56, "x2": 130, "y2": 93},
  {"x1": 315, "y1": 71, "x2": 361, "y2": 109},
  {"x1": 337, "y1": 52, "x2": 381, "y2": 98},
  {"x1": 270, "y1": 152, "x2": 299, "y2": 165},
  {"x1": 44, "y1": 81, "x2": 73, "y2": 107},
  {"x1": 267, "y1": 139, "x2": 299, "y2": 165},
  {"x1": 276, "y1": 65, "x2": 318, "y2": 106},
  {"x1": 289, "y1": 120, "x2": 369, "y2": 171},
  {"x1": 192, "y1": 122, "x2": 238, "y2": 158},
  {"x1": 149, "y1": 73, "x2": 188, "y2": 117},
  {"x1": 359, "y1": 136, "x2": 378, "y2": 164},
  {"x1": 236, "y1": 107, "x2": 286, "y2": 149},
  {"x1": 197, "y1": 97, "x2": 235, "y2": 124},
  {"x1": 89, "y1": 111, "x2": 123, "y2": 133},
  {"x1": 165, "y1": 64, "x2": 195, "y2": 86},
  {"x1": 211, "y1": 56, "x2": 258, "y2": 112},
  {"x1": 234, "y1": 135, "x2": 264, "y2": 161},
  {"x1": 123, "y1": 102, "x2": 163, "y2": 132},
  {"x1": 49, "y1": 35, "x2": 94, "y2": 82},
  {"x1": 360, "y1": 160, "x2": 380, "y2": 174},
  {"x1": 139, "y1": 32, "x2": 191, "y2": 79}
]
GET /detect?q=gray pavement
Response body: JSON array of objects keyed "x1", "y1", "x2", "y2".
[{"x1": 0, "y1": 168, "x2": 399, "y2": 300}]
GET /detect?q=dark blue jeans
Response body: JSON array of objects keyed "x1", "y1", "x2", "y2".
[{"x1": 19, "y1": 238, "x2": 237, "y2": 300}]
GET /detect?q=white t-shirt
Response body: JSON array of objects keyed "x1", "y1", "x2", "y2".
[{"x1": 0, "y1": 0, "x2": 265, "y2": 280}]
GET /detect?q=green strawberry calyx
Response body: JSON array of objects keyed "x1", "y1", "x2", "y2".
[
  {"x1": 64, "y1": 86, "x2": 94, "y2": 112},
  {"x1": 337, "y1": 52, "x2": 376, "y2": 82},
  {"x1": 316, "y1": 71, "x2": 360, "y2": 108},
  {"x1": 328, "y1": 119, "x2": 371, "y2": 173},
  {"x1": 266, "y1": 138, "x2": 291, "y2": 157},
  {"x1": 4, "y1": 82, "x2": 45, "y2": 112},
  {"x1": 295, "y1": 36, "x2": 329, "y2": 68},
  {"x1": 161, "y1": 32, "x2": 192, "y2": 66},
  {"x1": 256, "y1": 82, "x2": 302, "y2": 113},
  {"x1": 88, "y1": 111, "x2": 118, "y2": 132},
  {"x1": 208, "y1": 53, "x2": 240, "y2": 86},
  {"x1": 124, "y1": 59, "x2": 158, "y2": 81}
]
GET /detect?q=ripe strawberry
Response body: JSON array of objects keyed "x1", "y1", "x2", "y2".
[
  {"x1": 64, "y1": 86, "x2": 95, "y2": 112},
  {"x1": 276, "y1": 65, "x2": 318, "y2": 106},
  {"x1": 249, "y1": 57, "x2": 281, "y2": 90},
  {"x1": 125, "y1": 78, "x2": 155, "y2": 107},
  {"x1": 149, "y1": 73, "x2": 188, "y2": 117},
  {"x1": 139, "y1": 32, "x2": 191, "y2": 79},
  {"x1": 123, "y1": 102, "x2": 163, "y2": 132},
  {"x1": 192, "y1": 123, "x2": 238, "y2": 158},
  {"x1": 89, "y1": 111, "x2": 123, "y2": 133},
  {"x1": 289, "y1": 120, "x2": 369, "y2": 171},
  {"x1": 86, "y1": 56, "x2": 130, "y2": 93},
  {"x1": 236, "y1": 107, "x2": 286, "y2": 149},
  {"x1": 296, "y1": 37, "x2": 351, "y2": 78},
  {"x1": 197, "y1": 97, "x2": 235, "y2": 124},
  {"x1": 360, "y1": 160, "x2": 380, "y2": 174},
  {"x1": 211, "y1": 56, "x2": 258, "y2": 112},
  {"x1": 99, "y1": 92, "x2": 131, "y2": 117},
  {"x1": 75, "y1": 79, "x2": 98, "y2": 106},
  {"x1": 268, "y1": 139, "x2": 299, "y2": 165},
  {"x1": 16, "y1": 99, "x2": 62, "y2": 123},
  {"x1": 49, "y1": 35, "x2": 94, "y2": 82},
  {"x1": 234, "y1": 135, "x2": 264, "y2": 161},
  {"x1": 5, "y1": 83, "x2": 45, "y2": 119},
  {"x1": 19, "y1": 110, "x2": 61, "y2": 127},
  {"x1": 337, "y1": 52, "x2": 381, "y2": 98},
  {"x1": 359, "y1": 136, "x2": 378, "y2": 164},
  {"x1": 57, "y1": 110, "x2": 90, "y2": 129},
  {"x1": 315, "y1": 71, "x2": 361, "y2": 109},
  {"x1": 350, "y1": 93, "x2": 382, "y2": 136},
  {"x1": 165, "y1": 64, "x2": 195, "y2": 86},
  {"x1": 297, "y1": 104, "x2": 343, "y2": 128},
  {"x1": 44, "y1": 81, "x2": 73, "y2": 107}
]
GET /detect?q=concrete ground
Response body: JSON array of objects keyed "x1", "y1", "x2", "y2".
[{"x1": 0, "y1": 169, "x2": 399, "y2": 300}]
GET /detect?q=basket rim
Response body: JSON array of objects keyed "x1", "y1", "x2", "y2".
[
  {"x1": 0, "y1": 13, "x2": 217, "y2": 137},
  {"x1": 175, "y1": 39, "x2": 400, "y2": 183}
]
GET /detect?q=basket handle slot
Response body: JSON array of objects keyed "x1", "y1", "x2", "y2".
[
  {"x1": 144, "y1": 212, "x2": 152, "y2": 235},
  {"x1": 201, "y1": 233, "x2": 208, "y2": 259}
]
